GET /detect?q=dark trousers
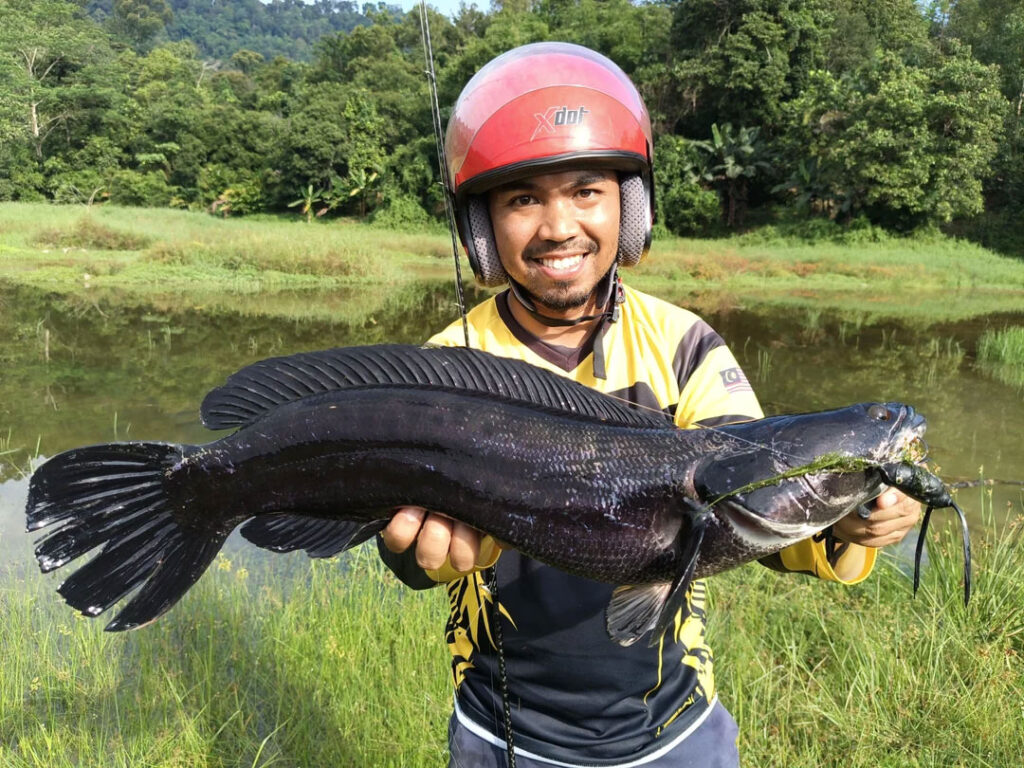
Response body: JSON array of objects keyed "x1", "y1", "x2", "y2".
[{"x1": 448, "y1": 700, "x2": 740, "y2": 768}]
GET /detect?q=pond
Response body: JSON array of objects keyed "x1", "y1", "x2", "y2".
[{"x1": 1, "y1": 280, "x2": 1022, "y2": 572}]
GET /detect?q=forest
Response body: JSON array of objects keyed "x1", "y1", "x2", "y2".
[{"x1": 1, "y1": 0, "x2": 1022, "y2": 252}]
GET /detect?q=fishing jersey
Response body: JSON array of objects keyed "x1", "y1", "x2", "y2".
[{"x1": 379, "y1": 284, "x2": 877, "y2": 766}]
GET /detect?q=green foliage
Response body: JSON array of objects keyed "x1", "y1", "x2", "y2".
[
  {"x1": 109, "y1": 169, "x2": 176, "y2": 207},
  {"x1": 781, "y1": 45, "x2": 1005, "y2": 227},
  {"x1": 654, "y1": 134, "x2": 720, "y2": 235},
  {"x1": 0, "y1": 0, "x2": 1021, "y2": 234},
  {"x1": 976, "y1": 326, "x2": 1024, "y2": 389},
  {"x1": 110, "y1": 0, "x2": 172, "y2": 49},
  {"x1": 370, "y1": 192, "x2": 434, "y2": 231}
]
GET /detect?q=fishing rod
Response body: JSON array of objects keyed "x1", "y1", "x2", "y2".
[
  {"x1": 418, "y1": 5, "x2": 515, "y2": 766},
  {"x1": 418, "y1": 0, "x2": 470, "y2": 349}
]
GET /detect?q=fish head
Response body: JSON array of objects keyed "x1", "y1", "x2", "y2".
[{"x1": 692, "y1": 402, "x2": 929, "y2": 548}]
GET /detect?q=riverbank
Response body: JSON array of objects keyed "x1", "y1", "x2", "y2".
[{"x1": 2, "y1": 203, "x2": 1023, "y2": 323}]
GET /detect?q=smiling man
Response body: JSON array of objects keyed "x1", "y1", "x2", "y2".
[{"x1": 378, "y1": 42, "x2": 921, "y2": 768}]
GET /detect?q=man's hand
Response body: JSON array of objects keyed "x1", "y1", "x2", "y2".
[
  {"x1": 381, "y1": 507, "x2": 482, "y2": 574},
  {"x1": 833, "y1": 488, "x2": 921, "y2": 548}
]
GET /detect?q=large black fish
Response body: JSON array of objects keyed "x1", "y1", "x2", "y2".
[{"x1": 25, "y1": 345, "x2": 968, "y2": 646}]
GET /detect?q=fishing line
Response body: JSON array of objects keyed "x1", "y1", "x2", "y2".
[
  {"x1": 418, "y1": 6, "x2": 515, "y2": 764},
  {"x1": 595, "y1": 387, "x2": 818, "y2": 466},
  {"x1": 418, "y1": 1, "x2": 470, "y2": 349}
]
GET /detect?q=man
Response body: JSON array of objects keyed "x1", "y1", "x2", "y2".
[{"x1": 379, "y1": 42, "x2": 920, "y2": 767}]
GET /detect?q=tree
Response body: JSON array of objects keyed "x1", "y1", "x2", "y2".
[
  {"x1": 667, "y1": 0, "x2": 832, "y2": 135},
  {"x1": 781, "y1": 46, "x2": 1005, "y2": 227},
  {"x1": 111, "y1": 0, "x2": 172, "y2": 50},
  {"x1": 695, "y1": 123, "x2": 772, "y2": 227},
  {"x1": 0, "y1": 0, "x2": 118, "y2": 162},
  {"x1": 940, "y1": 0, "x2": 1024, "y2": 212}
]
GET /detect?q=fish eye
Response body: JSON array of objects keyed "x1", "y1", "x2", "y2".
[{"x1": 868, "y1": 405, "x2": 891, "y2": 421}]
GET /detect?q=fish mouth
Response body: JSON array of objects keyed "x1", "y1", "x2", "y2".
[{"x1": 877, "y1": 404, "x2": 928, "y2": 464}]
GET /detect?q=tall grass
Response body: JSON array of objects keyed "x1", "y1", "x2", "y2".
[
  {"x1": 0, "y1": 203, "x2": 441, "y2": 294},
  {"x1": 709, "y1": 487, "x2": 1024, "y2": 767},
  {"x1": 977, "y1": 326, "x2": 1024, "y2": 390},
  {"x1": 0, "y1": 545, "x2": 450, "y2": 767},
  {"x1": 3, "y1": 490, "x2": 1021, "y2": 767}
]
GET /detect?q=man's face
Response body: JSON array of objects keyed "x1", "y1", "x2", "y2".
[{"x1": 487, "y1": 169, "x2": 620, "y2": 316}]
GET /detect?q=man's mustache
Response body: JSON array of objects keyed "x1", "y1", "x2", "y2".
[{"x1": 523, "y1": 237, "x2": 599, "y2": 261}]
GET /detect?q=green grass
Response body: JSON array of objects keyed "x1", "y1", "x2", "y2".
[
  {"x1": 709, "y1": 492, "x2": 1024, "y2": 767},
  {"x1": 0, "y1": 546, "x2": 452, "y2": 768},
  {"x1": 635, "y1": 229, "x2": 1024, "y2": 321},
  {"x1": 0, "y1": 203, "x2": 449, "y2": 298},
  {"x1": 2, "y1": 490, "x2": 1021, "y2": 767},
  {"x1": 3, "y1": 202, "x2": 1024, "y2": 323},
  {"x1": 977, "y1": 326, "x2": 1024, "y2": 390}
]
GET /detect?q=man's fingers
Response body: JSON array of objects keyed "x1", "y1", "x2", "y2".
[
  {"x1": 381, "y1": 507, "x2": 427, "y2": 553},
  {"x1": 833, "y1": 488, "x2": 922, "y2": 547},
  {"x1": 416, "y1": 513, "x2": 454, "y2": 570},
  {"x1": 448, "y1": 521, "x2": 481, "y2": 573}
]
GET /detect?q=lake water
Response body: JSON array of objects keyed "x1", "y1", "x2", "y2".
[{"x1": 2, "y1": 280, "x2": 1022, "y2": 571}]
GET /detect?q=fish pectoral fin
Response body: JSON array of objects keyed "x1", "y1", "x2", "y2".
[
  {"x1": 606, "y1": 583, "x2": 671, "y2": 647},
  {"x1": 647, "y1": 508, "x2": 706, "y2": 648},
  {"x1": 241, "y1": 514, "x2": 388, "y2": 558},
  {"x1": 606, "y1": 500, "x2": 708, "y2": 648}
]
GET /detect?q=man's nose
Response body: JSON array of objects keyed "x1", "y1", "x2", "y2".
[{"x1": 536, "y1": 198, "x2": 580, "y2": 242}]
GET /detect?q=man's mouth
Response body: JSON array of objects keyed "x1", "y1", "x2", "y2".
[{"x1": 537, "y1": 253, "x2": 585, "y2": 272}]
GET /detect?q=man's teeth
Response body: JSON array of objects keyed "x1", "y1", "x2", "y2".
[{"x1": 539, "y1": 254, "x2": 584, "y2": 271}]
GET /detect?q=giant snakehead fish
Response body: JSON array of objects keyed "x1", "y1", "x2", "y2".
[{"x1": 25, "y1": 344, "x2": 971, "y2": 646}]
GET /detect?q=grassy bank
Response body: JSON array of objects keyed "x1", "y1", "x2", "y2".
[
  {"x1": 2, "y1": 203, "x2": 1024, "y2": 322},
  {"x1": 977, "y1": 326, "x2": 1024, "y2": 390},
  {"x1": 2, "y1": 491, "x2": 1020, "y2": 767}
]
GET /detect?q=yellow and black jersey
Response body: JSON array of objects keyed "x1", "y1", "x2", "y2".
[{"x1": 379, "y1": 284, "x2": 876, "y2": 765}]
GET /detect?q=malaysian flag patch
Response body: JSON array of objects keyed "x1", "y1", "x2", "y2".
[{"x1": 720, "y1": 367, "x2": 752, "y2": 394}]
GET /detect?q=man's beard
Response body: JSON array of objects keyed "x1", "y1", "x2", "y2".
[
  {"x1": 520, "y1": 237, "x2": 601, "y2": 312},
  {"x1": 525, "y1": 282, "x2": 594, "y2": 311}
]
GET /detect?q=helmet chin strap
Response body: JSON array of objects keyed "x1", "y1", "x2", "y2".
[{"x1": 507, "y1": 265, "x2": 625, "y2": 380}]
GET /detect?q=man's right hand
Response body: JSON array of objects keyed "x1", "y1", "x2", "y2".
[{"x1": 381, "y1": 507, "x2": 483, "y2": 574}]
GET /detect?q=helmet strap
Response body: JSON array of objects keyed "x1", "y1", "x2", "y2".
[{"x1": 507, "y1": 266, "x2": 625, "y2": 379}]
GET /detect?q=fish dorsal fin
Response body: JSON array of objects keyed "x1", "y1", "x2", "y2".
[
  {"x1": 606, "y1": 498, "x2": 708, "y2": 647},
  {"x1": 240, "y1": 514, "x2": 388, "y2": 559},
  {"x1": 201, "y1": 344, "x2": 671, "y2": 431}
]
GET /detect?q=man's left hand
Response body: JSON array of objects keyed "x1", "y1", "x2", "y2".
[{"x1": 833, "y1": 488, "x2": 921, "y2": 548}]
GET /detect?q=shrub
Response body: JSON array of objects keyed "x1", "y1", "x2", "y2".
[
  {"x1": 110, "y1": 170, "x2": 177, "y2": 207},
  {"x1": 370, "y1": 193, "x2": 433, "y2": 231}
]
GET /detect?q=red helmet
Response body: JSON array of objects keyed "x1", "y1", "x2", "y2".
[{"x1": 445, "y1": 42, "x2": 654, "y2": 286}]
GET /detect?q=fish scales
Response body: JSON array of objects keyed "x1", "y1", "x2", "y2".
[{"x1": 177, "y1": 387, "x2": 696, "y2": 585}]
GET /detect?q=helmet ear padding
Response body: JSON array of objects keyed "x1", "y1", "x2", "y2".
[
  {"x1": 461, "y1": 172, "x2": 651, "y2": 287},
  {"x1": 465, "y1": 195, "x2": 506, "y2": 287},
  {"x1": 616, "y1": 172, "x2": 651, "y2": 268}
]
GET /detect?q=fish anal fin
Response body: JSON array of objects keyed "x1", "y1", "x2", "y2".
[{"x1": 240, "y1": 514, "x2": 387, "y2": 559}]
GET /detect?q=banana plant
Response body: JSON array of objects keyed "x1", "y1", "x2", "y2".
[
  {"x1": 698, "y1": 123, "x2": 772, "y2": 227},
  {"x1": 287, "y1": 183, "x2": 326, "y2": 224}
]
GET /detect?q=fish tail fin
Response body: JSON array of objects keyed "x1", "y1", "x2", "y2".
[{"x1": 26, "y1": 442, "x2": 226, "y2": 631}]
